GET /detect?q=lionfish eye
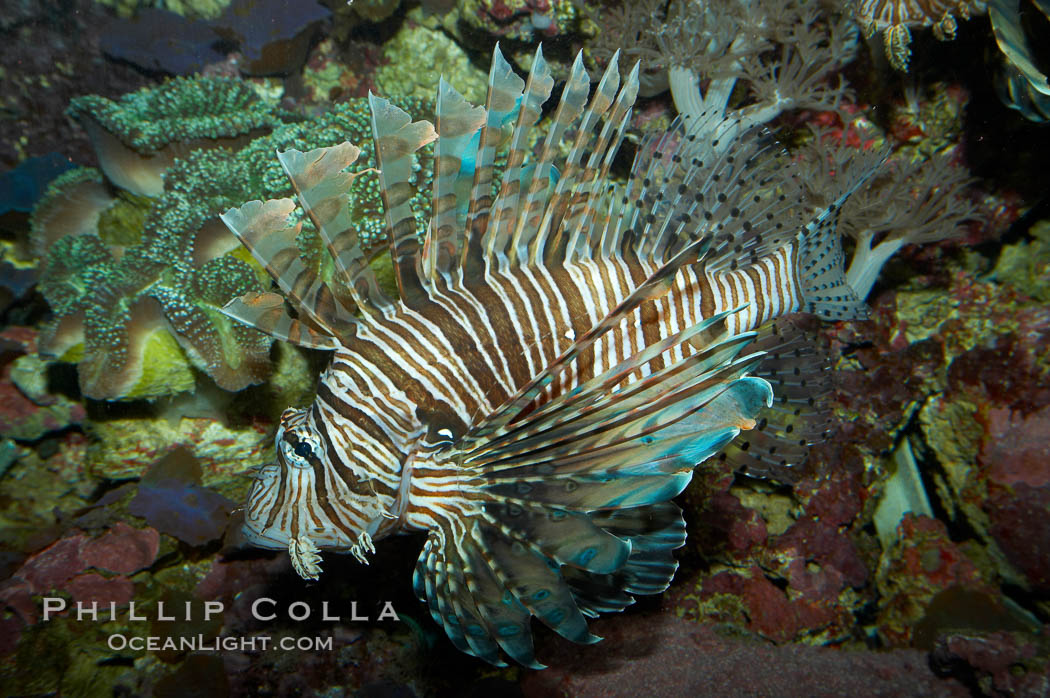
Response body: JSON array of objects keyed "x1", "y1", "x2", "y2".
[{"x1": 293, "y1": 441, "x2": 313, "y2": 459}]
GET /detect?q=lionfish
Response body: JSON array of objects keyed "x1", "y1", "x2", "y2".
[{"x1": 219, "y1": 46, "x2": 869, "y2": 667}]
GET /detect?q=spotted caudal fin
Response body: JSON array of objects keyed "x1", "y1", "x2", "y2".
[{"x1": 796, "y1": 149, "x2": 884, "y2": 321}]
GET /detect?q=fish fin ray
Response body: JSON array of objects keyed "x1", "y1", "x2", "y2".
[
  {"x1": 219, "y1": 199, "x2": 355, "y2": 335},
  {"x1": 276, "y1": 144, "x2": 394, "y2": 316},
  {"x1": 426, "y1": 78, "x2": 487, "y2": 282},
  {"x1": 220, "y1": 291, "x2": 340, "y2": 349},
  {"x1": 717, "y1": 316, "x2": 834, "y2": 482},
  {"x1": 369, "y1": 93, "x2": 437, "y2": 306},
  {"x1": 462, "y1": 44, "x2": 526, "y2": 277}
]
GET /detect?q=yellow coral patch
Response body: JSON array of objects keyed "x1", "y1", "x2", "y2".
[
  {"x1": 57, "y1": 342, "x2": 84, "y2": 364},
  {"x1": 227, "y1": 245, "x2": 271, "y2": 290},
  {"x1": 125, "y1": 326, "x2": 195, "y2": 399}
]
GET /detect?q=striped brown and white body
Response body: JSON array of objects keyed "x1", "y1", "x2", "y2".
[
  {"x1": 222, "y1": 45, "x2": 869, "y2": 666},
  {"x1": 245, "y1": 244, "x2": 805, "y2": 545}
]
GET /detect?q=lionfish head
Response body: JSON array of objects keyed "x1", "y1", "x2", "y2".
[{"x1": 242, "y1": 407, "x2": 382, "y2": 580}]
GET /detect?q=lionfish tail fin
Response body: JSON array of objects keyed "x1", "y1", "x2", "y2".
[{"x1": 797, "y1": 151, "x2": 883, "y2": 321}]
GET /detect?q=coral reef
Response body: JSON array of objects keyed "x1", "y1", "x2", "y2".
[
  {"x1": 796, "y1": 122, "x2": 979, "y2": 300},
  {"x1": 33, "y1": 77, "x2": 434, "y2": 401},
  {"x1": 99, "y1": 0, "x2": 331, "y2": 77},
  {"x1": 456, "y1": 0, "x2": 581, "y2": 42},
  {"x1": 1, "y1": 0, "x2": 1048, "y2": 694},
  {"x1": 931, "y1": 629, "x2": 1050, "y2": 695},
  {"x1": 0, "y1": 328, "x2": 85, "y2": 441},
  {"x1": 66, "y1": 76, "x2": 286, "y2": 196},
  {"x1": 0, "y1": 0, "x2": 149, "y2": 169},
  {"x1": 372, "y1": 20, "x2": 488, "y2": 104}
]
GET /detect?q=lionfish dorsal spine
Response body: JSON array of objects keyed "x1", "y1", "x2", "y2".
[
  {"x1": 368, "y1": 92, "x2": 438, "y2": 306},
  {"x1": 219, "y1": 198, "x2": 348, "y2": 339},
  {"x1": 426, "y1": 77, "x2": 487, "y2": 283},
  {"x1": 461, "y1": 44, "x2": 525, "y2": 278},
  {"x1": 222, "y1": 291, "x2": 339, "y2": 350},
  {"x1": 538, "y1": 50, "x2": 622, "y2": 265},
  {"x1": 276, "y1": 143, "x2": 394, "y2": 318},
  {"x1": 484, "y1": 45, "x2": 553, "y2": 265},
  {"x1": 566, "y1": 57, "x2": 640, "y2": 263},
  {"x1": 509, "y1": 51, "x2": 591, "y2": 266}
]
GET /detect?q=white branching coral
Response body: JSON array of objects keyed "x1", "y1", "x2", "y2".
[
  {"x1": 588, "y1": 0, "x2": 981, "y2": 303},
  {"x1": 841, "y1": 153, "x2": 979, "y2": 298},
  {"x1": 796, "y1": 126, "x2": 980, "y2": 299},
  {"x1": 589, "y1": 0, "x2": 858, "y2": 147}
]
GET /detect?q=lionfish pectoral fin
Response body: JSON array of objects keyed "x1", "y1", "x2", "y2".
[
  {"x1": 412, "y1": 532, "x2": 521, "y2": 668},
  {"x1": 288, "y1": 536, "x2": 323, "y2": 581},
  {"x1": 718, "y1": 316, "x2": 836, "y2": 482},
  {"x1": 409, "y1": 308, "x2": 775, "y2": 665},
  {"x1": 562, "y1": 502, "x2": 686, "y2": 616}
]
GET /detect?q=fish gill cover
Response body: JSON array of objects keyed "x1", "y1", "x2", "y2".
[{"x1": 1, "y1": 0, "x2": 1049, "y2": 695}]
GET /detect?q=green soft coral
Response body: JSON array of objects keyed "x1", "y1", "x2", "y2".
[
  {"x1": 66, "y1": 76, "x2": 287, "y2": 154},
  {"x1": 66, "y1": 75, "x2": 291, "y2": 197},
  {"x1": 36, "y1": 84, "x2": 436, "y2": 401}
]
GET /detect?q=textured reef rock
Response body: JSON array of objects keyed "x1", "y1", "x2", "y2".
[
  {"x1": 0, "y1": 0, "x2": 150, "y2": 169},
  {"x1": 523, "y1": 613, "x2": 968, "y2": 697},
  {"x1": 875, "y1": 514, "x2": 995, "y2": 646},
  {"x1": 0, "y1": 327, "x2": 85, "y2": 441},
  {"x1": 127, "y1": 448, "x2": 236, "y2": 545},
  {"x1": 99, "y1": 0, "x2": 331, "y2": 77},
  {"x1": 0, "y1": 522, "x2": 159, "y2": 656},
  {"x1": 931, "y1": 629, "x2": 1050, "y2": 696}
]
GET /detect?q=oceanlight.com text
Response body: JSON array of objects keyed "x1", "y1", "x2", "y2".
[{"x1": 106, "y1": 634, "x2": 334, "y2": 652}]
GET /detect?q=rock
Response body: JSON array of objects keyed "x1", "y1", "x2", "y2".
[
  {"x1": 81, "y1": 521, "x2": 160, "y2": 575},
  {"x1": 523, "y1": 614, "x2": 968, "y2": 697}
]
